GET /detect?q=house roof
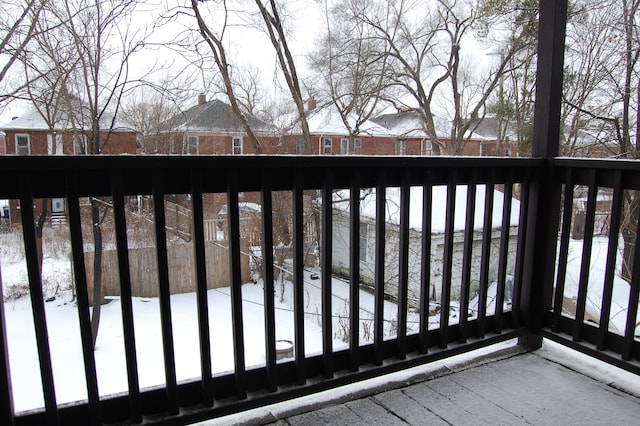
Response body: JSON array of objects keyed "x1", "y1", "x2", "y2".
[
  {"x1": 372, "y1": 110, "x2": 451, "y2": 139},
  {"x1": 466, "y1": 116, "x2": 518, "y2": 142},
  {"x1": 333, "y1": 185, "x2": 520, "y2": 233},
  {"x1": 168, "y1": 99, "x2": 276, "y2": 135},
  {"x1": 0, "y1": 108, "x2": 133, "y2": 133},
  {"x1": 290, "y1": 104, "x2": 392, "y2": 137}
]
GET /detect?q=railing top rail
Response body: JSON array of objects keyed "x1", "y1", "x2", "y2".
[
  {"x1": 0, "y1": 155, "x2": 543, "y2": 199},
  {"x1": 553, "y1": 157, "x2": 640, "y2": 170}
]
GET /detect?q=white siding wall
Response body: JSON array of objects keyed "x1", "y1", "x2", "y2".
[{"x1": 332, "y1": 210, "x2": 519, "y2": 308}]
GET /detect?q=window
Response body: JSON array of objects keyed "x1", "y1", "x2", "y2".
[
  {"x1": 354, "y1": 138, "x2": 362, "y2": 155},
  {"x1": 422, "y1": 140, "x2": 433, "y2": 156},
  {"x1": 74, "y1": 134, "x2": 88, "y2": 155},
  {"x1": 340, "y1": 138, "x2": 349, "y2": 154},
  {"x1": 296, "y1": 138, "x2": 306, "y2": 154},
  {"x1": 505, "y1": 144, "x2": 512, "y2": 157},
  {"x1": 51, "y1": 198, "x2": 65, "y2": 214},
  {"x1": 47, "y1": 134, "x2": 63, "y2": 155},
  {"x1": 186, "y1": 135, "x2": 199, "y2": 154},
  {"x1": 232, "y1": 136, "x2": 243, "y2": 155},
  {"x1": 15, "y1": 134, "x2": 30, "y2": 155},
  {"x1": 322, "y1": 137, "x2": 332, "y2": 155},
  {"x1": 480, "y1": 143, "x2": 488, "y2": 157},
  {"x1": 395, "y1": 140, "x2": 407, "y2": 156}
]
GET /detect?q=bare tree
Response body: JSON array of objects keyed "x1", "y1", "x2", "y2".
[
  {"x1": 33, "y1": 0, "x2": 151, "y2": 344},
  {"x1": 188, "y1": 0, "x2": 265, "y2": 153},
  {"x1": 252, "y1": 0, "x2": 313, "y2": 153},
  {"x1": 0, "y1": 0, "x2": 49, "y2": 103},
  {"x1": 120, "y1": 78, "x2": 191, "y2": 154},
  {"x1": 347, "y1": 0, "x2": 536, "y2": 155},
  {"x1": 560, "y1": 0, "x2": 640, "y2": 280},
  {"x1": 310, "y1": 0, "x2": 390, "y2": 149}
]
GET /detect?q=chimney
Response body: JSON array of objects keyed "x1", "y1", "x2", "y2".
[
  {"x1": 308, "y1": 96, "x2": 316, "y2": 111},
  {"x1": 198, "y1": 93, "x2": 206, "y2": 105}
]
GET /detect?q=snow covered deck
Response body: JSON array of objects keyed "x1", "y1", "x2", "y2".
[{"x1": 208, "y1": 342, "x2": 640, "y2": 425}]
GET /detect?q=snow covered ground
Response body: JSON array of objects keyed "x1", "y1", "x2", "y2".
[
  {"x1": 2, "y1": 265, "x2": 404, "y2": 412},
  {"x1": 1, "y1": 230, "x2": 639, "y2": 413}
]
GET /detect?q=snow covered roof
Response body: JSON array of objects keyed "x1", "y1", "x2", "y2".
[
  {"x1": 333, "y1": 185, "x2": 520, "y2": 233},
  {"x1": 0, "y1": 108, "x2": 133, "y2": 133},
  {"x1": 465, "y1": 116, "x2": 518, "y2": 142},
  {"x1": 167, "y1": 99, "x2": 276, "y2": 135},
  {"x1": 372, "y1": 110, "x2": 451, "y2": 139},
  {"x1": 292, "y1": 104, "x2": 392, "y2": 137}
]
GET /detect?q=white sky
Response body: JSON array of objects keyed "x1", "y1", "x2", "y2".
[{"x1": 0, "y1": 1, "x2": 503, "y2": 126}]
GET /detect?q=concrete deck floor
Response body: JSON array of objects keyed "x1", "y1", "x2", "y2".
[{"x1": 201, "y1": 342, "x2": 640, "y2": 426}]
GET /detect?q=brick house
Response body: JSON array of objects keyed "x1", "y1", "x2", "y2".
[
  {"x1": 372, "y1": 110, "x2": 513, "y2": 157},
  {"x1": 150, "y1": 95, "x2": 280, "y2": 155},
  {"x1": 293, "y1": 100, "x2": 397, "y2": 155},
  {"x1": 0, "y1": 108, "x2": 137, "y2": 225}
]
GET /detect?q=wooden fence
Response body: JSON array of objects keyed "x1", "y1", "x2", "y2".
[{"x1": 83, "y1": 240, "x2": 250, "y2": 304}]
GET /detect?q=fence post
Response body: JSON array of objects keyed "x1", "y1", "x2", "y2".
[{"x1": 519, "y1": 0, "x2": 567, "y2": 350}]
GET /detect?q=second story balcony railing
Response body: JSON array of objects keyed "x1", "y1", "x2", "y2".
[
  {"x1": 0, "y1": 153, "x2": 639, "y2": 426},
  {"x1": 0, "y1": 1, "x2": 639, "y2": 425}
]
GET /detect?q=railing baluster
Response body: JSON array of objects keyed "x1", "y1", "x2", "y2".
[
  {"x1": 19, "y1": 174, "x2": 59, "y2": 426},
  {"x1": 477, "y1": 174, "x2": 495, "y2": 339},
  {"x1": 459, "y1": 173, "x2": 477, "y2": 343},
  {"x1": 439, "y1": 171, "x2": 456, "y2": 348},
  {"x1": 151, "y1": 170, "x2": 178, "y2": 414},
  {"x1": 574, "y1": 169, "x2": 598, "y2": 342},
  {"x1": 419, "y1": 172, "x2": 433, "y2": 354},
  {"x1": 292, "y1": 170, "x2": 306, "y2": 385},
  {"x1": 260, "y1": 171, "x2": 277, "y2": 391},
  {"x1": 552, "y1": 169, "x2": 574, "y2": 331},
  {"x1": 65, "y1": 173, "x2": 101, "y2": 425},
  {"x1": 189, "y1": 169, "x2": 214, "y2": 406},
  {"x1": 227, "y1": 171, "x2": 247, "y2": 399},
  {"x1": 397, "y1": 169, "x2": 411, "y2": 359},
  {"x1": 321, "y1": 169, "x2": 334, "y2": 377},
  {"x1": 597, "y1": 171, "x2": 623, "y2": 351},
  {"x1": 511, "y1": 174, "x2": 530, "y2": 329},
  {"x1": 374, "y1": 170, "x2": 387, "y2": 364},
  {"x1": 495, "y1": 174, "x2": 514, "y2": 333},
  {"x1": 349, "y1": 169, "x2": 361, "y2": 370},
  {"x1": 111, "y1": 171, "x2": 142, "y2": 423}
]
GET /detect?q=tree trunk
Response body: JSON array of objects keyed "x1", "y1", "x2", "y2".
[
  {"x1": 90, "y1": 198, "x2": 103, "y2": 346},
  {"x1": 35, "y1": 199, "x2": 48, "y2": 269}
]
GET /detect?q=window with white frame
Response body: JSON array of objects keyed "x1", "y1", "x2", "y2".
[
  {"x1": 480, "y1": 143, "x2": 488, "y2": 156},
  {"x1": 47, "y1": 134, "x2": 63, "y2": 155},
  {"x1": 232, "y1": 136, "x2": 243, "y2": 155},
  {"x1": 322, "y1": 137, "x2": 332, "y2": 155},
  {"x1": 354, "y1": 138, "x2": 362, "y2": 154},
  {"x1": 74, "y1": 134, "x2": 88, "y2": 154},
  {"x1": 186, "y1": 136, "x2": 200, "y2": 155},
  {"x1": 340, "y1": 138, "x2": 349, "y2": 154},
  {"x1": 15, "y1": 134, "x2": 30, "y2": 155},
  {"x1": 395, "y1": 140, "x2": 407, "y2": 155}
]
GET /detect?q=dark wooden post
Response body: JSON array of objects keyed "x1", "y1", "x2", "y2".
[{"x1": 519, "y1": 0, "x2": 567, "y2": 350}]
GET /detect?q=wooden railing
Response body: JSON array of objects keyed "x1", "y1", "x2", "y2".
[{"x1": 0, "y1": 155, "x2": 543, "y2": 425}]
